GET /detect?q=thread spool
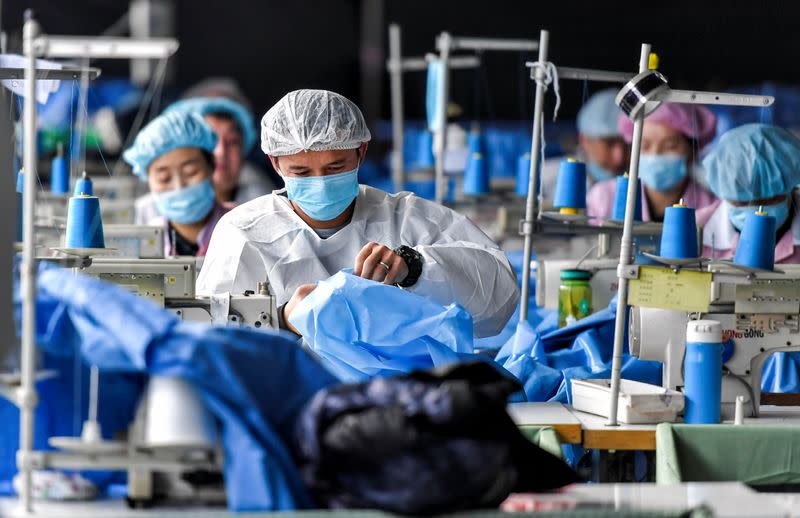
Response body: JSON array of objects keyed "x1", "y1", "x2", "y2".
[
  {"x1": 683, "y1": 320, "x2": 723, "y2": 424},
  {"x1": 734, "y1": 208, "x2": 776, "y2": 271},
  {"x1": 65, "y1": 194, "x2": 105, "y2": 249},
  {"x1": 416, "y1": 130, "x2": 435, "y2": 169},
  {"x1": 467, "y1": 128, "x2": 483, "y2": 155},
  {"x1": 553, "y1": 158, "x2": 587, "y2": 214},
  {"x1": 143, "y1": 377, "x2": 216, "y2": 450},
  {"x1": 515, "y1": 152, "x2": 532, "y2": 197},
  {"x1": 50, "y1": 143, "x2": 69, "y2": 195},
  {"x1": 659, "y1": 200, "x2": 698, "y2": 259},
  {"x1": 73, "y1": 171, "x2": 93, "y2": 196},
  {"x1": 615, "y1": 69, "x2": 669, "y2": 120},
  {"x1": 16, "y1": 168, "x2": 24, "y2": 194},
  {"x1": 463, "y1": 152, "x2": 490, "y2": 196},
  {"x1": 16, "y1": 168, "x2": 23, "y2": 242},
  {"x1": 611, "y1": 173, "x2": 643, "y2": 221}
]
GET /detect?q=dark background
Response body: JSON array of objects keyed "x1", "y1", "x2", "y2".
[{"x1": 2, "y1": 0, "x2": 797, "y2": 126}]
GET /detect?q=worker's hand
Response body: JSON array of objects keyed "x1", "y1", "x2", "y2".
[
  {"x1": 354, "y1": 242, "x2": 408, "y2": 285},
  {"x1": 282, "y1": 283, "x2": 316, "y2": 335}
]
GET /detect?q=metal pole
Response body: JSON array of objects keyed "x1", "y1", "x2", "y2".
[
  {"x1": 448, "y1": 36, "x2": 538, "y2": 52},
  {"x1": 519, "y1": 29, "x2": 549, "y2": 322},
  {"x1": 606, "y1": 43, "x2": 651, "y2": 427},
  {"x1": 388, "y1": 24, "x2": 405, "y2": 194},
  {"x1": 19, "y1": 10, "x2": 40, "y2": 513},
  {"x1": 433, "y1": 32, "x2": 451, "y2": 204}
]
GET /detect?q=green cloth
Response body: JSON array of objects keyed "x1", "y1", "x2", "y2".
[
  {"x1": 518, "y1": 425, "x2": 564, "y2": 459},
  {"x1": 657, "y1": 422, "x2": 800, "y2": 485}
]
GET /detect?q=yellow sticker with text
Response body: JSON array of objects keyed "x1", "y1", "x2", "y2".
[{"x1": 628, "y1": 266, "x2": 711, "y2": 312}]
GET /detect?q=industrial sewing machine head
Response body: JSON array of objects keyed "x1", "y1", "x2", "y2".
[{"x1": 629, "y1": 263, "x2": 800, "y2": 419}]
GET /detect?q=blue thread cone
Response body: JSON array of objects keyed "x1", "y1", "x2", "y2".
[
  {"x1": 734, "y1": 210, "x2": 776, "y2": 270},
  {"x1": 553, "y1": 159, "x2": 587, "y2": 210},
  {"x1": 50, "y1": 143, "x2": 69, "y2": 194},
  {"x1": 16, "y1": 169, "x2": 24, "y2": 194},
  {"x1": 612, "y1": 174, "x2": 643, "y2": 221},
  {"x1": 16, "y1": 170, "x2": 22, "y2": 241},
  {"x1": 659, "y1": 203, "x2": 698, "y2": 259},
  {"x1": 467, "y1": 129, "x2": 483, "y2": 155},
  {"x1": 65, "y1": 195, "x2": 105, "y2": 249},
  {"x1": 416, "y1": 131, "x2": 435, "y2": 169},
  {"x1": 73, "y1": 172, "x2": 93, "y2": 196},
  {"x1": 463, "y1": 152, "x2": 490, "y2": 196},
  {"x1": 515, "y1": 152, "x2": 532, "y2": 197}
]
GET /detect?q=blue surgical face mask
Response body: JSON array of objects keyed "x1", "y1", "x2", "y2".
[
  {"x1": 727, "y1": 200, "x2": 790, "y2": 232},
  {"x1": 586, "y1": 161, "x2": 616, "y2": 182},
  {"x1": 283, "y1": 168, "x2": 359, "y2": 221},
  {"x1": 638, "y1": 153, "x2": 688, "y2": 191},
  {"x1": 153, "y1": 179, "x2": 216, "y2": 225}
]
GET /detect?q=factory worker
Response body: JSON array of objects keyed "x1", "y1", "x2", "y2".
[
  {"x1": 587, "y1": 102, "x2": 717, "y2": 222},
  {"x1": 540, "y1": 89, "x2": 629, "y2": 201},
  {"x1": 124, "y1": 110, "x2": 232, "y2": 256},
  {"x1": 697, "y1": 124, "x2": 800, "y2": 262},
  {"x1": 197, "y1": 89, "x2": 519, "y2": 338},
  {"x1": 134, "y1": 95, "x2": 276, "y2": 224},
  {"x1": 576, "y1": 89, "x2": 630, "y2": 181}
]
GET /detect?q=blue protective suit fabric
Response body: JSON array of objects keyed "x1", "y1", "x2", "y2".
[
  {"x1": 289, "y1": 271, "x2": 474, "y2": 382},
  {"x1": 495, "y1": 298, "x2": 662, "y2": 403},
  {"x1": 761, "y1": 352, "x2": 800, "y2": 393},
  {"x1": 11, "y1": 262, "x2": 338, "y2": 511}
]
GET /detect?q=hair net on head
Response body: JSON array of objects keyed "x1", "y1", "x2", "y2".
[
  {"x1": 703, "y1": 123, "x2": 800, "y2": 202},
  {"x1": 181, "y1": 77, "x2": 251, "y2": 112},
  {"x1": 577, "y1": 89, "x2": 623, "y2": 138},
  {"x1": 123, "y1": 111, "x2": 217, "y2": 181},
  {"x1": 166, "y1": 97, "x2": 257, "y2": 154},
  {"x1": 260, "y1": 89, "x2": 372, "y2": 157},
  {"x1": 618, "y1": 102, "x2": 717, "y2": 149}
]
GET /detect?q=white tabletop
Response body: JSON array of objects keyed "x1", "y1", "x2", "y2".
[
  {"x1": 1, "y1": 482, "x2": 796, "y2": 517},
  {"x1": 506, "y1": 482, "x2": 794, "y2": 518}
]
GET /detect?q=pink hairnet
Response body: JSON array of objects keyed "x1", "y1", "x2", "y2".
[{"x1": 618, "y1": 102, "x2": 717, "y2": 149}]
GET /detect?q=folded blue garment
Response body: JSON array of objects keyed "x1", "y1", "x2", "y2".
[
  {"x1": 9, "y1": 262, "x2": 338, "y2": 511},
  {"x1": 289, "y1": 271, "x2": 475, "y2": 382}
]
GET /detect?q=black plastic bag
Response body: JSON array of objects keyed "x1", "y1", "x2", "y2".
[{"x1": 293, "y1": 361, "x2": 579, "y2": 515}]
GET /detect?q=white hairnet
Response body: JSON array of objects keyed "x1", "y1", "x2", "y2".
[
  {"x1": 123, "y1": 111, "x2": 217, "y2": 180},
  {"x1": 260, "y1": 89, "x2": 371, "y2": 157},
  {"x1": 703, "y1": 123, "x2": 800, "y2": 202}
]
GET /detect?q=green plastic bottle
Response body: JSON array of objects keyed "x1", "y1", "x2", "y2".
[{"x1": 558, "y1": 269, "x2": 592, "y2": 328}]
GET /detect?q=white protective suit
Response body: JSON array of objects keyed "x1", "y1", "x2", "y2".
[{"x1": 196, "y1": 184, "x2": 519, "y2": 337}]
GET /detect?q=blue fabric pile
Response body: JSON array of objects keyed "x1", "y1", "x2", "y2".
[
  {"x1": 9, "y1": 262, "x2": 337, "y2": 511},
  {"x1": 494, "y1": 297, "x2": 663, "y2": 403}
]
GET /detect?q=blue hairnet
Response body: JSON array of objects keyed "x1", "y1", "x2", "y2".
[
  {"x1": 576, "y1": 89, "x2": 622, "y2": 138},
  {"x1": 123, "y1": 111, "x2": 218, "y2": 180},
  {"x1": 703, "y1": 123, "x2": 800, "y2": 202},
  {"x1": 166, "y1": 97, "x2": 257, "y2": 154},
  {"x1": 261, "y1": 89, "x2": 371, "y2": 157}
]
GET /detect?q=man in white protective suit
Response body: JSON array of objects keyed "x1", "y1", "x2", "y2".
[{"x1": 196, "y1": 89, "x2": 519, "y2": 337}]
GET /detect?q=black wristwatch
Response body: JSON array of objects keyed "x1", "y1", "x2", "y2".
[{"x1": 394, "y1": 245, "x2": 423, "y2": 288}]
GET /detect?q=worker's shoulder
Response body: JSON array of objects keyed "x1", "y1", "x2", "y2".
[
  {"x1": 361, "y1": 184, "x2": 458, "y2": 218},
  {"x1": 218, "y1": 191, "x2": 290, "y2": 230}
]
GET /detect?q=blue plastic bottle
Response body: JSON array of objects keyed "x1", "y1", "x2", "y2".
[{"x1": 683, "y1": 320, "x2": 723, "y2": 424}]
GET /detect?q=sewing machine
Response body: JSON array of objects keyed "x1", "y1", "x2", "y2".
[
  {"x1": 629, "y1": 263, "x2": 800, "y2": 419},
  {"x1": 66, "y1": 257, "x2": 280, "y2": 505}
]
